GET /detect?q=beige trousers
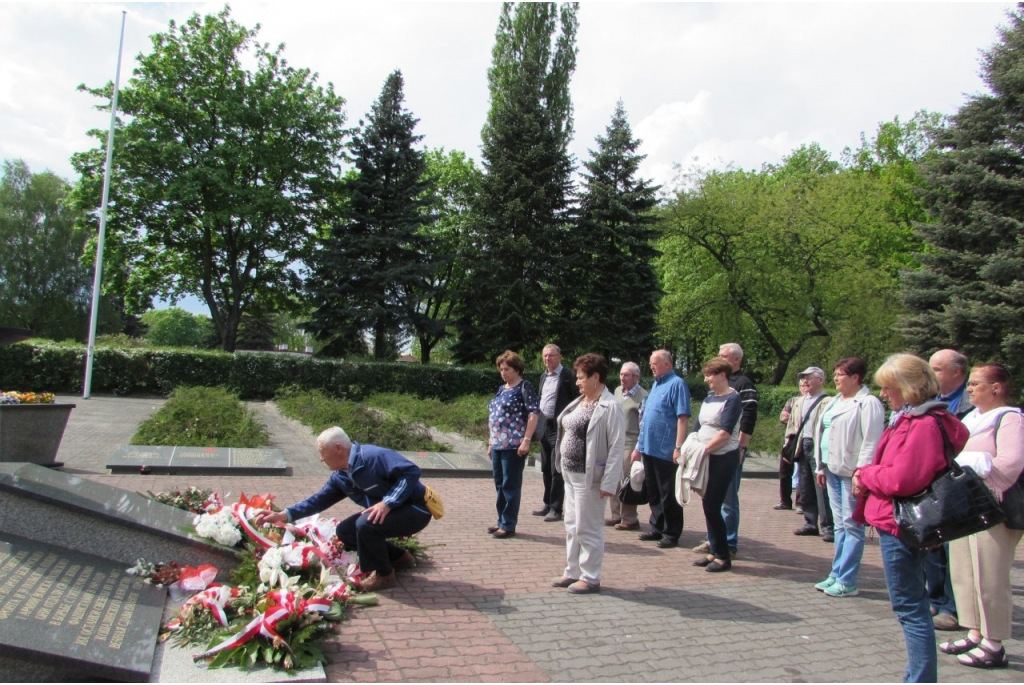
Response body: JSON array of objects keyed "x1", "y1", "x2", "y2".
[{"x1": 949, "y1": 523, "x2": 1023, "y2": 640}]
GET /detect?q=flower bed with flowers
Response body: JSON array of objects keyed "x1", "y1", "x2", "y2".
[
  {"x1": 0, "y1": 390, "x2": 55, "y2": 404},
  {"x1": 133, "y1": 489, "x2": 414, "y2": 672}
]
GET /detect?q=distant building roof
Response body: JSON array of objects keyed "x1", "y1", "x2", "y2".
[{"x1": 397, "y1": 354, "x2": 419, "y2": 363}]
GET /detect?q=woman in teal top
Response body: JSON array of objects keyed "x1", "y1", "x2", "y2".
[{"x1": 812, "y1": 357, "x2": 885, "y2": 598}]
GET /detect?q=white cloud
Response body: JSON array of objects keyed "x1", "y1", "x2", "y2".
[{"x1": 0, "y1": 1, "x2": 1013, "y2": 192}]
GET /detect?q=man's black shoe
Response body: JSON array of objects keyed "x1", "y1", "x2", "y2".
[
  {"x1": 656, "y1": 537, "x2": 679, "y2": 549},
  {"x1": 773, "y1": 503, "x2": 793, "y2": 511},
  {"x1": 638, "y1": 531, "x2": 663, "y2": 542},
  {"x1": 793, "y1": 526, "x2": 820, "y2": 536},
  {"x1": 544, "y1": 510, "x2": 563, "y2": 522},
  {"x1": 532, "y1": 506, "x2": 551, "y2": 517},
  {"x1": 822, "y1": 531, "x2": 835, "y2": 543}
]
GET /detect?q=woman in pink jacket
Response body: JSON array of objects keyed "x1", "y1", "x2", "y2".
[
  {"x1": 853, "y1": 354, "x2": 969, "y2": 683},
  {"x1": 940, "y1": 363, "x2": 1024, "y2": 669}
]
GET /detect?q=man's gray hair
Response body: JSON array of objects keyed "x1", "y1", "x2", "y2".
[
  {"x1": 543, "y1": 343, "x2": 562, "y2": 354},
  {"x1": 719, "y1": 342, "x2": 744, "y2": 361},
  {"x1": 652, "y1": 349, "x2": 673, "y2": 364},
  {"x1": 945, "y1": 349, "x2": 969, "y2": 374},
  {"x1": 621, "y1": 361, "x2": 641, "y2": 376},
  {"x1": 317, "y1": 426, "x2": 351, "y2": 451}
]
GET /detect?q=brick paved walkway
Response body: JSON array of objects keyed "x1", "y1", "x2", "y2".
[{"x1": 55, "y1": 395, "x2": 1024, "y2": 682}]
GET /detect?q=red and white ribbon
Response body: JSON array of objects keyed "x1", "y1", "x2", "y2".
[
  {"x1": 166, "y1": 584, "x2": 240, "y2": 630},
  {"x1": 232, "y1": 502, "x2": 277, "y2": 549},
  {"x1": 193, "y1": 590, "x2": 332, "y2": 660}
]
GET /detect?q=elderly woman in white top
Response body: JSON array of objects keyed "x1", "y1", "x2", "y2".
[
  {"x1": 550, "y1": 353, "x2": 624, "y2": 594},
  {"x1": 813, "y1": 356, "x2": 885, "y2": 598},
  {"x1": 941, "y1": 363, "x2": 1024, "y2": 669}
]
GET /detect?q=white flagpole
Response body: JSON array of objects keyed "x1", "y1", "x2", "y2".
[{"x1": 84, "y1": 10, "x2": 127, "y2": 400}]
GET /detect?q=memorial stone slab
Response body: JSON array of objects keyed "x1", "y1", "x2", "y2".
[
  {"x1": 0, "y1": 462, "x2": 238, "y2": 570},
  {"x1": 398, "y1": 451, "x2": 492, "y2": 477},
  {"x1": 106, "y1": 445, "x2": 286, "y2": 475},
  {"x1": 0, "y1": 534, "x2": 166, "y2": 682}
]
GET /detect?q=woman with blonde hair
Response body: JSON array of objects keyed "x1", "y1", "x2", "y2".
[
  {"x1": 853, "y1": 353, "x2": 969, "y2": 682},
  {"x1": 940, "y1": 363, "x2": 1024, "y2": 669}
]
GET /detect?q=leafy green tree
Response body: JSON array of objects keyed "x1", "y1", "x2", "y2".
[
  {"x1": 71, "y1": 7, "x2": 347, "y2": 352},
  {"x1": 415, "y1": 148, "x2": 482, "y2": 364},
  {"x1": 140, "y1": 307, "x2": 213, "y2": 348},
  {"x1": 0, "y1": 160, "x2": 100, "y2": 340},
  {"x1": 570, "y1": 101, "x2": 661, "y2": 362},
  {"x1": 902, "y1": 6, "x2": 1024, "y2": 369},
  {"x1": 453, "y1": 2, "x2": 579, "y2": 363},
  {"x1": 659, "y1": 150, "x2": 902, "y2": 383},
  {"x1": 306, "y1": 70, "x2": 435, "y2": 361}
]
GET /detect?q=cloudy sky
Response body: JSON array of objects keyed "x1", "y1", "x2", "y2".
[{"x1": 1, "y1": 2, "x2": 1015, "y2": 194}]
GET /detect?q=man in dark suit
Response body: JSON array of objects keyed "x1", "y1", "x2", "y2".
[{"x1": 533, "y1": 343, "x2": 579, "y2": 521}]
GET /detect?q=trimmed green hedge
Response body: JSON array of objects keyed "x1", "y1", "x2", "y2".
[
  {"x1": 0, "y1": 341, "x2": 804, "y2": 410},
  {"x1": 0, "y1": 342, "x2": 502, "y2": 401}
]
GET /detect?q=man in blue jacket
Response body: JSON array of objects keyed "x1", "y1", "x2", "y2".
[{"x1": 254, "y1": 426, "x2": 431, "y2": 592}]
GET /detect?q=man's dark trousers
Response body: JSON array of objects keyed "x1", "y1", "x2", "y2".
[
  {"x1": 642, "y1": 453, "x2": 683, "y2": 541},
  {"x1": 336, "y1": 504, "x2": 431, "y2": 576},
  {"x1": 797, "y1": 437, "x2": 833, "y2": 533},
  {"x1": 779, "y1": 453, "x2": 795, "y2": 508},
  {"x1": 540, "y1": 425, "x2": 564, "y2": 514}
]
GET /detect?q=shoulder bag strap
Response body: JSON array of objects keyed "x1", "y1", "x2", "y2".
[
  {"x1": 794, "y1": 394, "x2": 827, "y2": 435},
  {"x1": 931, "y1": 413, "x2": 955, "y2": 469}
]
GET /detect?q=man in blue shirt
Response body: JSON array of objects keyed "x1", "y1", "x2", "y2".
[
  {"x1": 254, "y1": 426, "x2": 431, "y2": 592},
  {"x1": 633, "y1": 349, "x2": 691, "y2": 548}
]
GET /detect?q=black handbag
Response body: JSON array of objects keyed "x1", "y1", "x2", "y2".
[
  {"x1": 893, "y1": 415, "x2": 1005, "y2": 550},
  {"x1": 781, "y1": 394, "x2": 826, "y2": 462},
  {"x1": 991, "y1": 411, "x2": 1024, "y2": 530},
  {"x1": 617, "y1": 473, "x2": 648, "y2": 506},
  {"x1": 1001, "y1": 481, "x2": 1024, "y2": 530}
]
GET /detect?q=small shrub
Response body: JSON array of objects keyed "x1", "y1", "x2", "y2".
[
  {"x1": 274, "y1": 387, "x2": 449, "y2": 451},
  {"x1": 364, "y1": 392, "x2": 490, "y2": 442},
  {"x1": 132, "y1": 386, "x2": 270, "y2": 447}
]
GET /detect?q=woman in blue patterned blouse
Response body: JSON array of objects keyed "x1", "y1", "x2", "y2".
[{"x1": 487, "y1": 350, "x2": 540, "y2": 539}]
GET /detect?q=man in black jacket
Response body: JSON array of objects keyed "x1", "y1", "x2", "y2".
[{"x1": 533, "y1": 343, "x2": 580, "y2": 521}]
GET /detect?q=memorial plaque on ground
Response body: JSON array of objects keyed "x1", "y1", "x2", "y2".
[
  {"x1": 398, "y1": 451, "x2": 492, "y2": 477},
  {"x1": 436, "y1": 452, "x2": 492, "y2": 472},
  {"x1": 106, "y1": 445, "x2": 286, "y2": 475},
  {"x1": 0, "y1": 533, "x2": 165, "y2": 682}
]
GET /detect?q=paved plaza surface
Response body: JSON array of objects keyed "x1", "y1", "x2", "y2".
[{"x1": 54, "y1": 395, "x2": 1024, "y2": 682}]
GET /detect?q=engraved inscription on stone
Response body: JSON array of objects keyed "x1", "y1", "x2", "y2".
[
  {"x1": 230, "y1": 448, "x2": 285, "y2": 469},
  {"x1": 0, "y1": 537, "x2": 165, "y2": 680},
  {"x1": 172, "y1": 447, "x2": 224, "y2": 466}
]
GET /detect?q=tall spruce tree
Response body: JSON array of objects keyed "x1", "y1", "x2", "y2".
[
  {"x1": 569, "y1": 101, "x2": 660, "y2": 363},
  {"x1": 306, "y1": 70, "x2": 436, "y2": 360},
  {"x1": 453, "y1": 2, "x2": 579, "y2": 363},
  {"x1": 902, "y1": 5, "x2": 1024, "y2": 370}
]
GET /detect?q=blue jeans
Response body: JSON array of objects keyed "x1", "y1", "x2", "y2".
[
  {"x1": 879, "y1": 531, "x2": 937, "y2": 683},
  {"x1": 825, "y1": 469, "x2": 865, "y2": 586},
  {"x1": 924, "y1": 544, "x2": 956, "y2": 617},
  {"x1": 721, "y1": 453, "x2": 743, "y2": 553},
  {"x1": 492, "y1": 448, "x2": 527, "y2": 533}
]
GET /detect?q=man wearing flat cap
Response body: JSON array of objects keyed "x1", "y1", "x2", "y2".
[{"x1": 789, "y1": 367, "x2": 834, "y2": 541}]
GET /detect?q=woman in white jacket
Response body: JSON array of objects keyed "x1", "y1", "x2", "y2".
[
  {"x1": 551, "y1": 353, "x2": 625, "y2": 594},
  {"x1": 812, "y1": 357, "x2": 885, "y2": 598}
]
